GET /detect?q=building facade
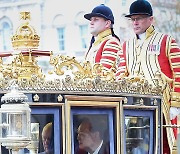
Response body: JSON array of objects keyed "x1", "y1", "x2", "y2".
[{"x1": 0, "y1": 0, "x2": 179, "y2": 72}]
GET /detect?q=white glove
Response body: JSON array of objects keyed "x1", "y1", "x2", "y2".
[{"x1": 170, "y1": 107, "x2": 180, "y2": 120}]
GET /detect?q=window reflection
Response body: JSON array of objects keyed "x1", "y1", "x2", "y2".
[
  {"x1": 125, "y1": 116, "x2": 150, "y2": 154},
  {"x1": 57, "y1": 27, "x2": 65, "y2": 51},
  {"x1": 79, "y1": 25, "x2": 88, "y2": 49},
  {"x1": 1, "y1": 22, "x2": 12, "y2": 51}
]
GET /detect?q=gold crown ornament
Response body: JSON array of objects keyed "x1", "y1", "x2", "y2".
[
  {"x1": 6, "y1": 12, "x2": 50, "y2": 81},
  {"x1": 11, "y1": 12, "x2": 40, "y2": 50}
]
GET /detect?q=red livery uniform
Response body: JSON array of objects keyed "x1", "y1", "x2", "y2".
[
  {"x1": 85, "y1": 29, "x2": 121, "y2": 72},
  {"x1": 117, "y1": 25, "x2": 180, "y2": 153}
]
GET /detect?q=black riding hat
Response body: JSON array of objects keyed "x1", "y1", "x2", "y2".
[
  {"x1": 84, "y1": 4, "x2": 114, "y2": 24},
  {"x1": 125, "y1": 0, "x2": 153, "y2": 17}
]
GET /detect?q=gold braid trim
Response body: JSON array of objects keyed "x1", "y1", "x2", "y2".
[
  {"x1": 174, "y1": 82, "x2": 180, "y2": 87},
  {"x1": 174, "y1": 73, "x2": 180, "y2": 78},
  {"x1": 93, "y1": 29, "x2": 112, "y2": 46},
  {"x1": 162, "y1": 96, "x2": 176, "y2": 153},
  {"x1": 161, "y1": 72, "x2": 173, "y2": 84},
  {"x1": 160, "y1": 67, "x2": 177, "y2": 152},
  {"x1": 166, "y1": 35, "x2": 172, "y2": 57},
  {"x1": 171, "y1": 92, "x2": 180, "y2": 107}
]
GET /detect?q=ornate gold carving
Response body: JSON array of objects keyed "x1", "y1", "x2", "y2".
[
  {"x1": 0, "y1": 52, "x2": 165, "y2": 96},
  {"x1": 20, "y1": 12, "x2": 30, "y2": 20},
  {"x1": 0, "y1": 52, "x2": 44, "y2": 80},
  {"x1": 0, "y1": 12, "x2": 165, "y2": 97},
  {"x1": 0, "y1": 54, "x2": 163, "y2": 96},
  {"x1": 0, "y1": 55, "x2": 163, "y2": 95},
  {"x1": 139, "y1": 98, "x2": 144, "y2": 105},
  {"x1": 134, "y1": 98, "x2": 144, "y2": 105},
  {"x1": 11, "y1": 12, "x2": 40, "y2": 50},
  {"x1": 57, "y1": 94, "x2": 63, "y2": 102},
  {"x1": 33, "y1": 94, "x2": 39, "y2": 102},
  {"x1": 153, "y1": 99, "x2": 158, "y2": 105},
  {"x1": 123, "y1": 97, "x2": 128, "y2": 104},
  {"x1": 49, "y1": 54, "x2": 93, "y2": 79},
  {"x1": 0, "y1": 12, "x2": 50, "y2": 81}
]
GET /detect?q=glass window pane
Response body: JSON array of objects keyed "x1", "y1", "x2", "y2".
[
  {"x1": 79, "y1": 25, "x2": 88, "y2": 49},
  {"x1": 2, "y1": 22, "x2": 12, "y2": 51},
  {"x1": 125, "y1": 116, "x2": 150, "y2": 154},
  {"x1": 57, "y1": 27, "x2": 65, "y2": 51}
]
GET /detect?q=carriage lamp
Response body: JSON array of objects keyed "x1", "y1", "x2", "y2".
[
  {"x1": 0, "y1": 81, "x2": 31, "y2": 154},
  {"x1": 26, "y1": 123, "x2": 39, "y2": 154}
]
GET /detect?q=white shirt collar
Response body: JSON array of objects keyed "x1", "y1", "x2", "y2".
[
  {"x1": 88, "y1": 140, "x2": 103, "y2": 154},
  {"x1": 137, "y1": 33, "x2": 146, "y2": 46},
  {"x1": 138, "y1": 33, "x2": 146, "y2": 41}
]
